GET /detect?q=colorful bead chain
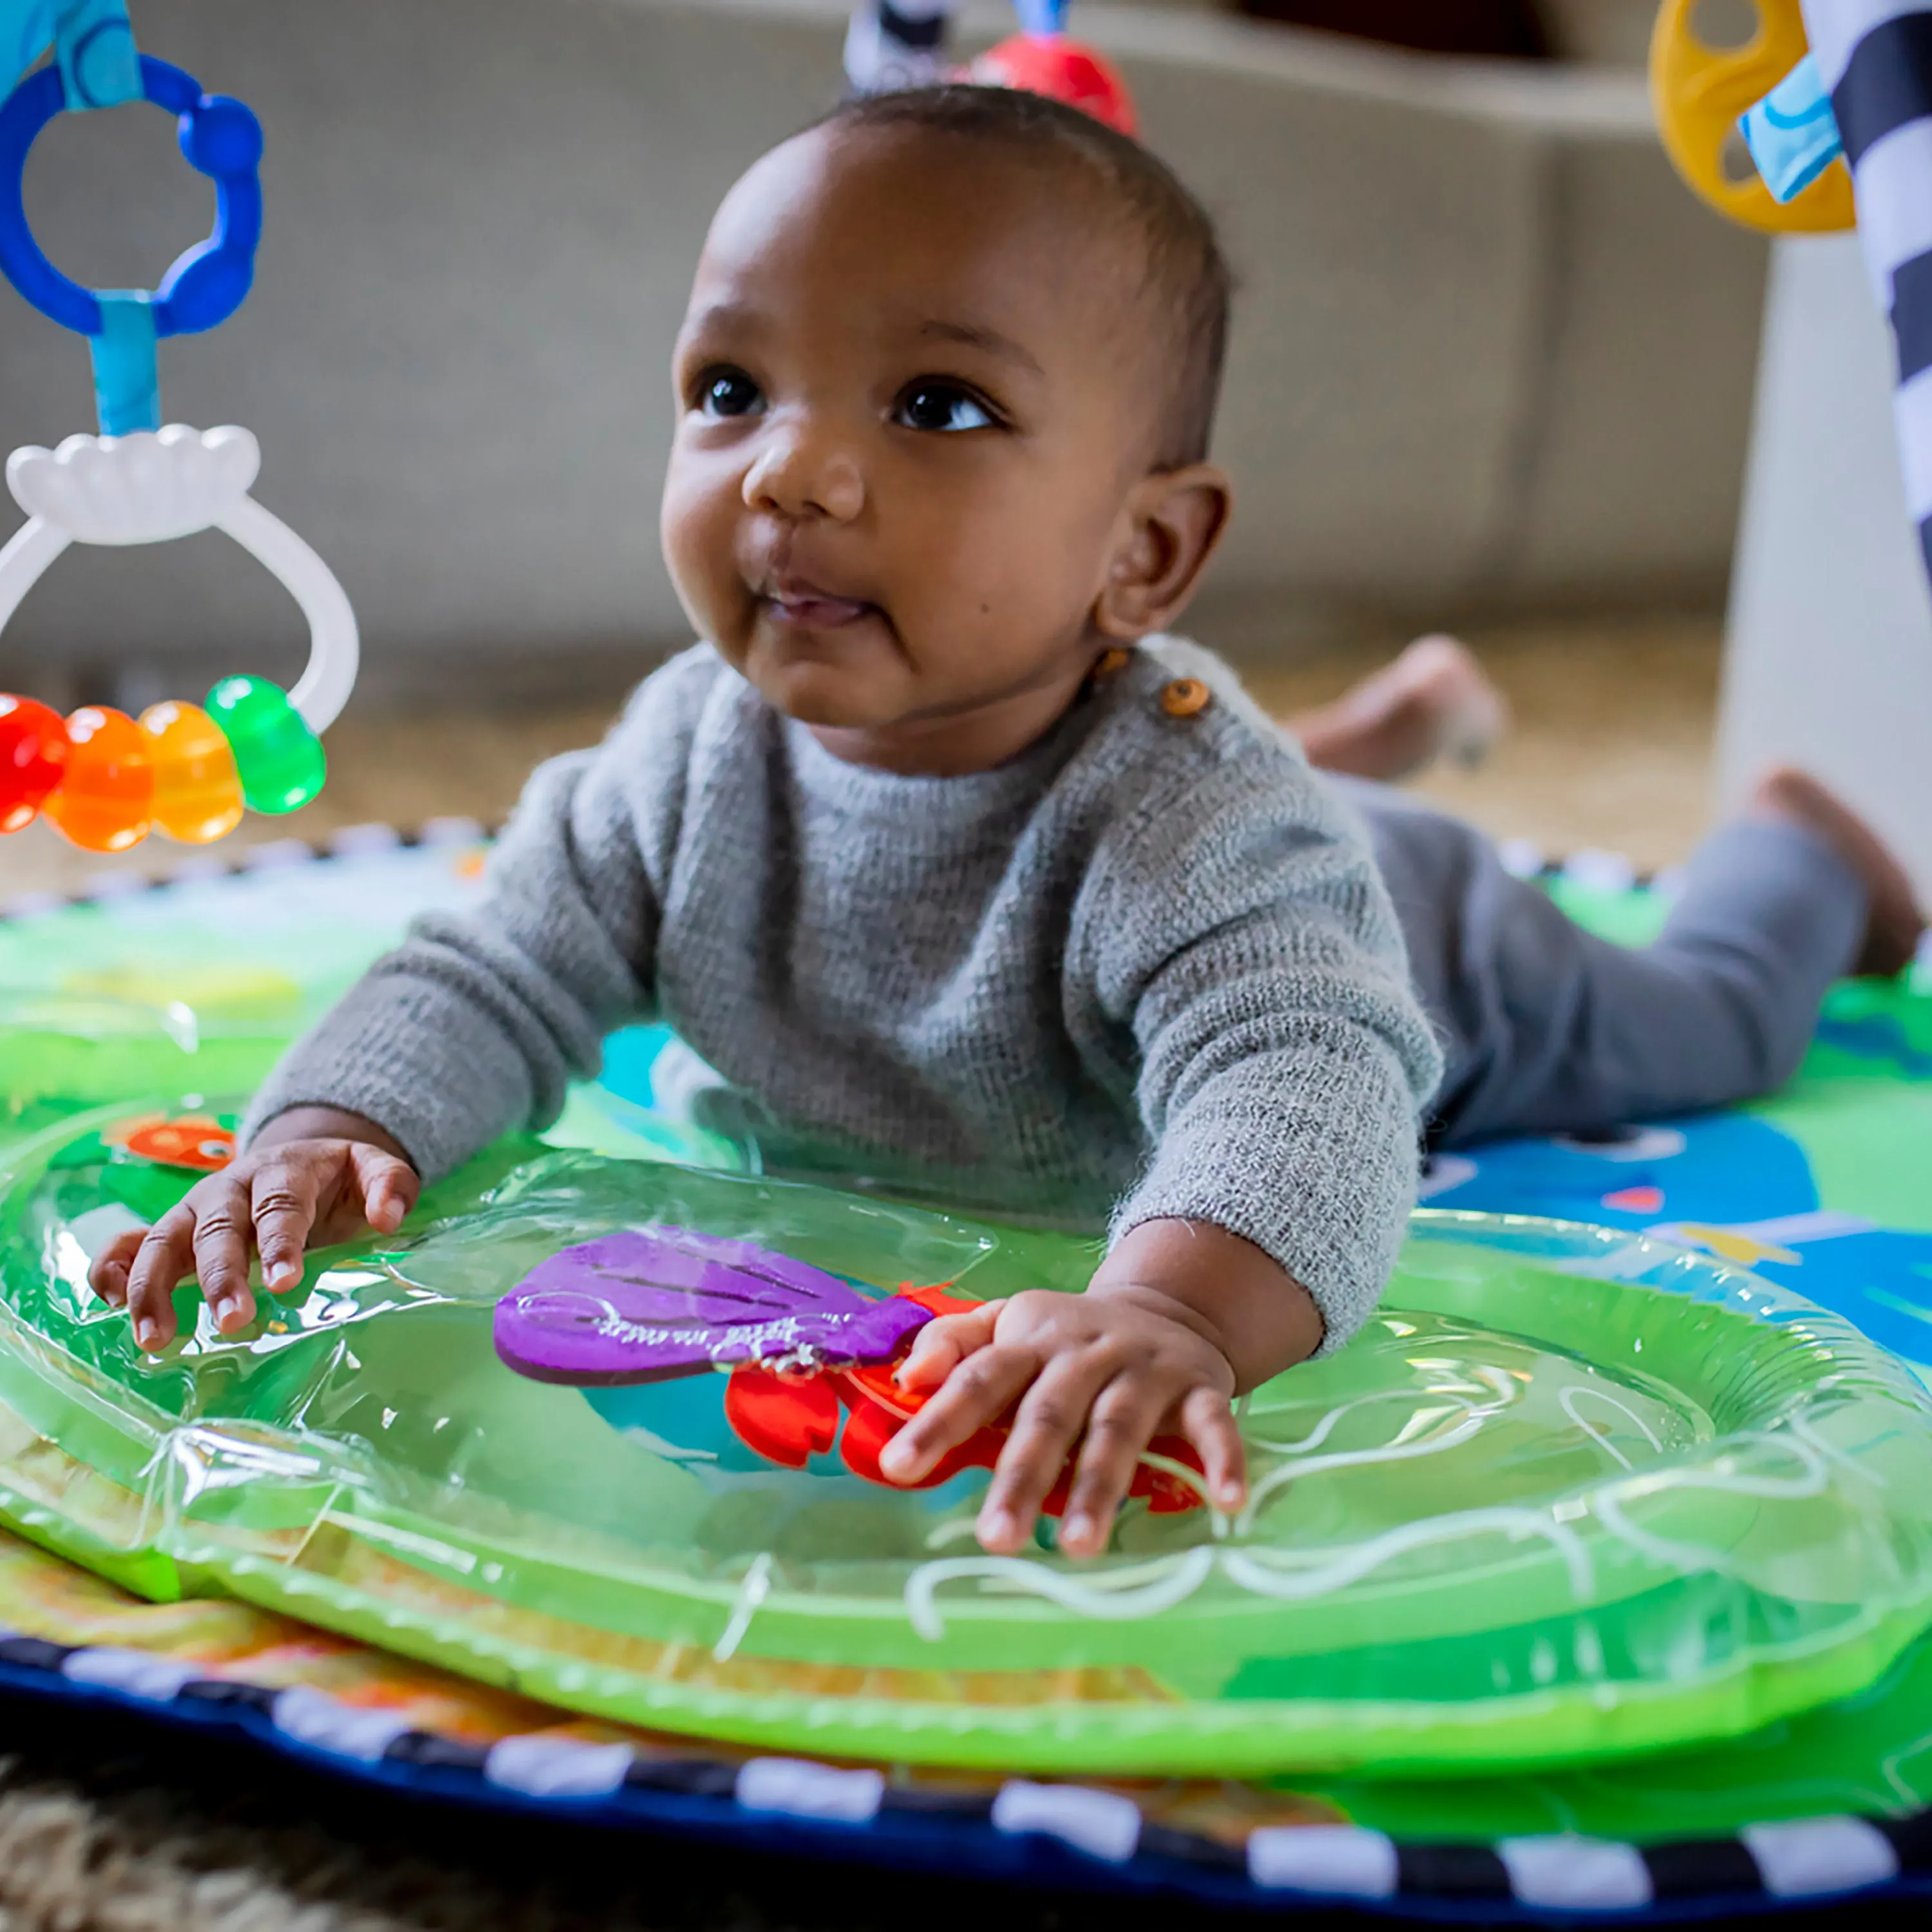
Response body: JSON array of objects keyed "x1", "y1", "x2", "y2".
[{"x1": 0, "y1": 674, "x2": 323, "y2": 853}]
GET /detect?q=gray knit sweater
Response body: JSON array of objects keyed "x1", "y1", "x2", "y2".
[{"x1": 247, "y1": 638, "x2": 1443, "y2": 1351}]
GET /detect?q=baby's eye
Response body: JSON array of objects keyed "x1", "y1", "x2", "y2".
[
  {"x1": 893, "y1": 383, "x2": 996, "y2": 433},
  {"x1": 696, "y1": 369, "x2": 764, "y2": 419}
]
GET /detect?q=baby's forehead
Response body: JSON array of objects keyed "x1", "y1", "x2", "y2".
[{"x1": 706, "y1": 120, "x2": 1160, "y2": 325}]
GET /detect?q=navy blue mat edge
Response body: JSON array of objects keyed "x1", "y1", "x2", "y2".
[{"x1": 1, "y1": 1632, "x2": 1929, "y2": 1926}]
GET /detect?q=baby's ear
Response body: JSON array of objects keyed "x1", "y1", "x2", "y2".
[{"x1": 1093, "y1": 464, "x2": 1233, "y2": 640}]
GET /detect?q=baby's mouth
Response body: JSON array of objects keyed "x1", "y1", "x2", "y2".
[{"x1": 759, "y1": 576, "x2": 880, "y2": 632}]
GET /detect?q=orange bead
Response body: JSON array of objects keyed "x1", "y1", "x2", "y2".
[
  {"x1": 140, "y1": 700, "x2": 243, "y2": 843},
  {"x1": 43, "y1": 706, "x2": 154, "y2": 852}
]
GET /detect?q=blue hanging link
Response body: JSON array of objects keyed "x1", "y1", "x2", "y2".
[
  {"x1": 1012, "y1": 0, "x2": 1066, "y2": 33},
  {"x1": 0, "y1": 53, "x2": 262, "y2": 339},
  {"x1": 0, "y1": 0, "x2": 261, "y2": 432}
]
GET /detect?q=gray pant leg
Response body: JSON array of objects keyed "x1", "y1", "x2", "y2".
[{"x1": 1334, "y1": 779, "x2": 1868, "y2": 1147}]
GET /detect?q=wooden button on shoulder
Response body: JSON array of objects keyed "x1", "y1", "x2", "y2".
[{"x1": 1160, "y1": 677, "x2": 1211, "y2": 717}]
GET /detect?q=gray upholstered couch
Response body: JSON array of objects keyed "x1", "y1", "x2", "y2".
[{"x1": 0, "y1": 0, "x2": 1764, "y2": 704}]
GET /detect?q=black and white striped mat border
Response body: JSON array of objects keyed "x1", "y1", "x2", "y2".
[
  {"x1": 2, "y1": 1630, "x2": 1929, "y2": 1920},
  {"x1": 0, "y1": 821, "x2": 1640, "y2": 927},
  {"x1": 0, "y1": 817, "x2": 493, "y2": 923}
]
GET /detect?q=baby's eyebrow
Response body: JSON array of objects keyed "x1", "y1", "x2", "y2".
[
  {"x1": 680, "y1": 298, "x2": 759, "y2": 338},
  {"x1": 918, "y1": 318, "x2": 1045, "y2": 377}
]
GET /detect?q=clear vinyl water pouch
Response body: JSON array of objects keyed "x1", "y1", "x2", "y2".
[{"x1": 3, "y1": 1099, "x2": 1932, "y2": 1778}]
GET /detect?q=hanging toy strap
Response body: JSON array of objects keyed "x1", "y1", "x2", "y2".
[{"x1": 3, "y1": 0, "x2": 137, "y2": 106}]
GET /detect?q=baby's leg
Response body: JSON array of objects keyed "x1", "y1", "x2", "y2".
[
  {"x1": 1350, "y1": 773, "x2": 1920, "y2": 1146},
  {"x1": 1288, "y1": 635, "x2": 1508, "y2": 783}
]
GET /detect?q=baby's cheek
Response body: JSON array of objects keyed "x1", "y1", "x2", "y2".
[
  {"x1": 659, "y1": 459, "x2": 746, "y2": 643},
  {"x1": 902, "y1": 535, "x2": 1083, "y2": 680}
]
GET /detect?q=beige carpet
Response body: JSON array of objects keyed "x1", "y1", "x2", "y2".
[
  {"x1": 1, "y1": 616, "x2": 1723, "y2": 904},
  {"x1": 1240, "y1": 615, "x2": 1724, "y2": 873},
  {"x1": 0, "y1": 616, "x2": 1725, "y2": 1929}
]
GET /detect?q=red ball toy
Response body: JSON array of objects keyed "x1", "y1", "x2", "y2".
[
  {"x1": 971, "y1": 32, "x2": 1138, "y2": 137},
  {"x1": 0, "y1": 694, "x2": 68, "y2": 834}
]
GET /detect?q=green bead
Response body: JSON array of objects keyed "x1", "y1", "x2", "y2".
[{"x1": 205, "y1": 675, "x2": 326, "y2": 815}]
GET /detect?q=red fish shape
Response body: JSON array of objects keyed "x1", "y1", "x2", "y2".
[{"x1": 722, "y1": 1284, "x2": 1206, "y2": 1516}]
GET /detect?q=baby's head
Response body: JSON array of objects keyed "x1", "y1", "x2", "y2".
[{"x1": 661, "y1": 86, "x2": 1233, "y2": 772}]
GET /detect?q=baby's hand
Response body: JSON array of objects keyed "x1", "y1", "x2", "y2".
[
  {"x1": 88, "y1": 1117, "x2": 419, "y2": 1351},
  {"x1": 878, "y1": 1282, "x2": 1246, "y2": 1559}
]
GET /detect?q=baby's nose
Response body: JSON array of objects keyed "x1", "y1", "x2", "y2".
[{"x1": 741, "y1": 418, "x2": 865, "y2": 523}]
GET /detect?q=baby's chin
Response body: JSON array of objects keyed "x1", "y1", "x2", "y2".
[{"x1": 730, "y1": 630, "x2": 918, "y2": 731}]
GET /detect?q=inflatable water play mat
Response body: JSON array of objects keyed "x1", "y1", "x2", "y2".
[{"x1": 1, "y1": 833, "x2": 1931, "y2": 1917}]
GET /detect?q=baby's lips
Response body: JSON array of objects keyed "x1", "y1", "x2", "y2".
[{"x1": 770, "y1": 591, "x2": 873, "y2": 627}]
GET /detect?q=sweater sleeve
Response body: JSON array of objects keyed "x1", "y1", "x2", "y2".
[
  {"x1": 1088, "y1": 757, "x2": 1444, "y2": 1356},
  {"x1": 240, "y1": 654, "x2": 712, "y2": 1180}
]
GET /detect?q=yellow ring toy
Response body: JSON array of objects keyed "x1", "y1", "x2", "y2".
[{"x1": 1649, "y1": 0, "x2": 1855, "y2": 232}]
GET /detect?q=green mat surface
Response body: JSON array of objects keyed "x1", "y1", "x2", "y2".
[{"x1": 3, "y1": 843, "x2": 1931, "y2": 1842}]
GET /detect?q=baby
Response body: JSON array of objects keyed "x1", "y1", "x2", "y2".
[{"x1": 93, "y1": 86, "x2": 1922, "y2": 1562}]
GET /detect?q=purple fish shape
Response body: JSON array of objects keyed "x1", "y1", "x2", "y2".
[{"x1": 493, "y1": 1226, "x2": 934, "y2": 1386}]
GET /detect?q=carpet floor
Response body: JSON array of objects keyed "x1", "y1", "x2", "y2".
[{"x1": 1, "y1": 616, "x2": 1723, "y2": 902}]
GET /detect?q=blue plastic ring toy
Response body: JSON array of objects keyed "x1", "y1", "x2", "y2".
[{"x1": 0, "y1": 54, "x2": 261, "y2": 337}]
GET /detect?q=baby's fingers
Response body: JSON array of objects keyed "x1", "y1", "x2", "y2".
[
  {"x1": 192, "y1": 1186, "x2": 260, "y2": 1334},
  {"x1": 88, "y1": 1227, "x2": 147, "y2": 1309},
  {"x1": 893, "y1": 1304, "x2": 999, "y2": 1393},
  {"x1": 250, "y1": 1159, "x2": 325, "y2": 1300},
  {"x1": 349, "y1": 1142, "x2": 419, "y2": 1237},
  {"x1": 1057, "y1": 1380, "x2": 1169, "y2": 1559},
  {"x1": 979, "y1": 1357, "x2": 1113, "y2": 1554},
  {"x1": 1178, "y1": 1384, "x2": 1246, "y2": 1515},
  {"x1": 124, "y1": 1204, "x2": 212, "y2": 1351},
  {"x1": 877, "y1": 1342, "x2": 1034, "y2": 1484}
]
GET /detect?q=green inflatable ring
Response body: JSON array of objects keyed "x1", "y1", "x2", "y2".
[{"x1": 3, "y1": 1097, "x2": 1931, "y2": 1779}]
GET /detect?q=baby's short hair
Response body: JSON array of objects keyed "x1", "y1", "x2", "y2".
[{"x1": 823, "y1": 84, "x2": 1231, "y2": 468}]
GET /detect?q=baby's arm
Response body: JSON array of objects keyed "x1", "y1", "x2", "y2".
[
  {"x1": 886, "y1": 751, "x2": 1443, "y2": 1557},
  {"x1": 89, "y1": 657, "x2": 708, "y2": 1342}
]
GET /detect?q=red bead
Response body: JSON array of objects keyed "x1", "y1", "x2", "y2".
[{"x1": 0, "y1": 695, "x2": 69, "y2": 833}]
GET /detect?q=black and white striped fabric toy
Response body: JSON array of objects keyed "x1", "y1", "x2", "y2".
[
  {"x1": 844, "y1": 0, "x2": 957, "y2": 93},
  {"x1": 1802, "y1": 0, "x2": 1932, "y2": 574}
]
